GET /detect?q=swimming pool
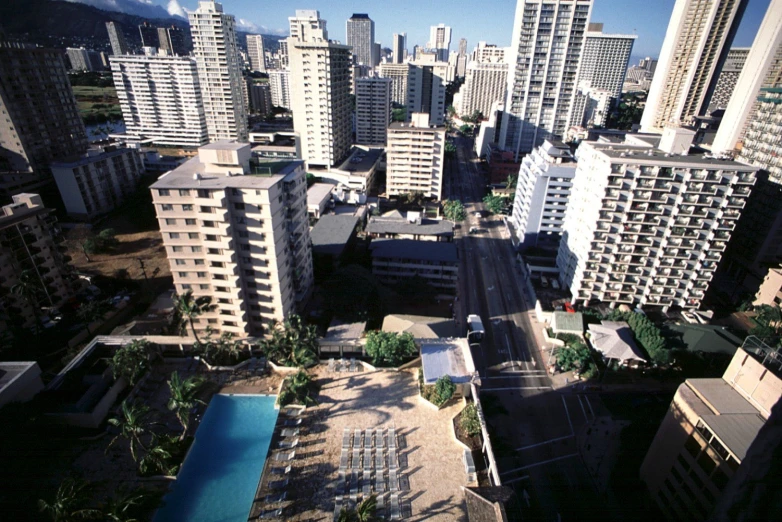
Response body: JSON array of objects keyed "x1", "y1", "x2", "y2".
[{"x1": 154, "y1": 394, "x2": 279, "y2": 522}]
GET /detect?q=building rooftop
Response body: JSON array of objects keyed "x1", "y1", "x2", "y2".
[
  {"x1": 333, "y1": 147, "x2": 384, "y2": 177},
  {"x1": 150, "y1": 155, "x2": 303, "y2": 190},
  {"x1": 200, "y1": 141, "x2": 248, "y2": 152},
  {"x1": 667, "y1": 324, "x2": 742, "y2": 355},
  {"x1": 588, "y1": 321, "x2": 646, "y2": 362},
  {"x1": 0, "y1": 362, "x2": 39, "y2": 392},
  {"x1": 307, "y1": 183, "x2": 334, "y2": 207},
  {"x1": 687, "y1": 378, "x2": 761, "y2": 416},
  {"x1": 367, "y1": 210, "x2": 453, "y2": 238},
  {"x1": 310, "y1": 215, "x2": 359, "y2": 258},
  {"x1": 420, "y1": 338, "x2": 476, "y2": 385},
  {"x1": 389, "y1": 121, "x2": 446, "y2": 131},
  {"x1": 551, "y1": 311, "x2": 584, "y2": 334},
  {"x1": 370, "y1": 239, "x2": 458, "y2": 264},
  {"x1": 382, "y1": 314, "x2": 457, "y2": 339},
  {"x1": 700, "y1": 413, "x2": 765, "y2": 461},
  {"x1": 323, "y1": 319, "x2": 367, "y2": 343},
  {"x1": 588, "y1": 141, "x2": 758, "y2": 169}
]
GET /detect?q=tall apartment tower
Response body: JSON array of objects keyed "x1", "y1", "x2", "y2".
[
  {"x1": 110, "y1": 51, "x2": 209, "y2": 147},
  {"x1": 457, "y1": 62, "x2": 508, "y2": 119},
  {"x1": 157, "y1": 27, "x2": 173, "y2": 55},
  {"x1": 640, "y1": 344, "x2": 782, "y2": 521},
  {"x1": 66, "y1": 48, "x2": 92, "y2": 71},
  {"x1": 0, "y1": 194, "x2": 72, "y2": 331},
  {"x1": 0, "y1": 42, "x2": 88, "y2": 196},
  {"x1": 640, "y1": 0, "x2": 749, "y2": 133},
  {"x1": 346, "y1": 14, "x2": 375, "y2": 67},
  {"x1": 392, "y1": 33, "x2": 405, "y2": 64},
  {"x1": 387, "y1": 113, "x2": 446, "y2": 199},
  {"x1": 289, "y1": 10, "x2": 327, "y2": 43},
  {"x1": 407, "y1": 63, "x2": 448, "y2": 126},
  {"x1": 288, "y1": 15, "x2": 352, "y2": 169},
  {"x1": 556, "y1": 130, "x2": 757, "y2": 310},
  {"x1": 166, "y1": 26, "x2": 188, "y2": 56},
  {"x1": 569, "y1": 27, "x2": 636, "y2": 128},
  {"x1": 278, "y1": 40, "x2": 289, "y2": 68},
  {"x1": 379, "y1": 63, "x2": 411, "y2": 105},
  {"x1": 150, "y1": 142, "x2": 313, "y2": 337},
  {"x1": 428, "y1": 24, "x2": 452, "y2": 62},
  {"x1": 473, "y1": 42, "x2": 507, "y2": 64},
  {"x1": 268, "y1": 69, "x2": 291, "y2": 109},
  {"x1": 189, "y1": 1, "x2": 248, "y2": 142},
  {"x1": 106, "y1": 22, "x2": 129, "y2": 56},
  {"x1": 247, "y1": 34, "x2": 266, "y2": 73},
  {"x1": 500, "y1": 0, "x2": 593, "y2": 160},
  {"x1": 355, "y1": 78, "x2": 392, "y2": 146},
  {"x1": 707, "y1": 48, "x2": 750, "y2": 112},
  {"x1": 459, "y1": 38, "x2": 468, "y2": 56},
  {"x1": 139, "y1": 22, "x2": 158, "y2": 48}
]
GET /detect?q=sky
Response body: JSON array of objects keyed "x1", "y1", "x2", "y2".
[{"x1": 158, "y1": 0, "x2": 770, "y2": 60}]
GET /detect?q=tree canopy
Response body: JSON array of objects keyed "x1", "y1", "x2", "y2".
[
  {"x1": 364, "y1": 331, "x2": 417, "y2": 367},
  {"x1": 442, "y1": 199, "x2": 467, "y2": 222},
  {"x1": 109, "y1": 339, "x2": 152, "y2": 386},
  {"x1": 262, "y1": 314, "x2": 319, "y2": 367},
  {"x1": 482, "y1": 194, "x2": 507, "y2": 214},
  {"x1": 606, "y1": 310, "x2": 671, "y2": 365}
]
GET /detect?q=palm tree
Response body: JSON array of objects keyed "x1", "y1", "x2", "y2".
[
  {"x1": 337, "y1": 494, "x2": 378, "y2": 522},
  {"x1": 167, "y1": 371, "x2": 206, "y2": 440},
  {"x1": 77, "y1": 299, "x2": 112, "y2": 335},
  {"x1": 262, "y1": 315, "x2": 319, "y2": 367},
  {"x1": 102, "y1": 488, "x2": 149, "y2": 522},
  {"x1": 107, "y1": 400, "x2": 156, "y2": 462},
  {"x1": 755, "y1": 304, "x2": 782, "y2": 335},
  {"x1": 172, "y1": 291, "x2": 215, "y2": 343},
  {"x1": 38, "y1": 477, "x2": 100, "y2": 522},
  {"x1": 138, "y1": 435, "x2": 180, "y2": 476}
]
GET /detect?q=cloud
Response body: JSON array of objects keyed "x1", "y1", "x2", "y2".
[
  {"x1": 166, "y1": 0, "x2": 186, "y2": 18},
  {"x1": 63, "y1": 0, "x2": 186, "y2": 20},
  {"x1": 235, "y1": 18, "x2": 287, "y2": 36}
]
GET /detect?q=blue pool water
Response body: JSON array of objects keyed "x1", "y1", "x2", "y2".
[{"x1": 154, "y1": 394, "x2": 279, "y2": 522}]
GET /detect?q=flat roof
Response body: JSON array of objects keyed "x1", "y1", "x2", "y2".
[
  {"x1": 335, "y1": 147, "x2": 384, "y2": 176},
  {"x1": 389, "y1": 121, "x2": 446, "y2": 131},
  {"x1": 552, "y1": 311, "x2": 584, "y2": 333},
  {"x1": 150, "y1": 155, "x2": 304, "y2": 190},
  {"x1": 421, "y1": 338, "x2": 475, "y2": 384},
  {"x1": 700, "y1": 413, "x2": 765, "y2": 461},
  {"x1": 382, "y1": 314, "x2": 456, "y2": 339},
  {"x1": 367, "y1": 210, "x2": 453, "y2": 237},
  {"x1": 668, "y1": 324, "x2": 742, "y2": 355},
  {"x1": 588, "y1": 142, "x2": 758, "y2": 170},
  {"x1": 0, "y1": 362, "x2": 39, "y2": 392},
  {"x1": 687, "y1": 378, "x2": 760, "y2": 415},
  {"x1": 310, "y1": 214, "x2": 359, "y2": 257},
  {"x1": 200, "y1": 141, "x2": 248, "y2": 151},
  {"x1": 307, "y1": 183, "x2": 334, "y2": 207},
  {"x1": 370, "y1": 239, "x2": 458, "y2": 264}
]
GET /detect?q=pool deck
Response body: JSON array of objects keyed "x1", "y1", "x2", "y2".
[{"x1": 249, "y1": 366, "x2": 469, "y2": 521}]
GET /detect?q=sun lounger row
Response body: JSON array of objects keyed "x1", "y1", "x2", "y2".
[
  {"x1": 338, "y1": 447, "x2": 398, "y2": 471},
  {"x1": 341, "y1": 427, "x2": 397, "y2": 449},
  {"x1": 327, "y1": 358, "x2": 360, "y2": 373}
]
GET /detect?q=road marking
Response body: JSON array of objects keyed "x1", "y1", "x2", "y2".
[
  {"x1": 484, "y1": 386, "x2": 553, "y2": 391},
  {"x1": 500, "y1": 453, "x2": 580, "y2": 476},
  {"x1": 561, "y1": 395, "x2": 574, "y2": 436},
  {"x1": 577, "y1": 394, "x2": 588, "y2": 422},
  {"x1": 584, "y1": 394, "x2": 595, "y2": 419},
  {"x1": 515, "y1": 434, "x2": 574, "y2": 452}
]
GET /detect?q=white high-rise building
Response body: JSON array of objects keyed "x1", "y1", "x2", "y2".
[
  {"x1": 289, "y1": 10, "x2": 327, "y2": 43},
  {"x1": 106, "y1": 22, "x2": 129, "y2": 56},
  {"x1": 247, "y1": 34, "x2": 266, "y2": 73},
  {"x1": 569, "y1": 27, "x2": 636, "y2": 128},
  {"x1": 557, "y1": 130, "x2": 757, "y2": 310},
  {"x1": 356, "y1": 78, "x2": 392, "y2": 146},
  {"x1": 392, "y1": 33, "x2": 406, "y2": 64},
  {"x1": 500, "y1": 0, "x2": 593, "y2": 160},
  {"x1": 346, "y1": 13, "x2": 375, "y2": 67},
  {"x1": 387, "y1": 113, "x2": 446, "y2": 199},
  {"x1": 707, "y1": 48, "x2": 750, "y2": 112},
  {"x1": 111, "y1": 52, "x2": 209, "y2": 147},
  {"x1": 428, "y1": 24, "x2": 452, "y2": 62},
  {"x1": 640, "y1": 0, "x2": 748, "y2": 133},
  {"x1": 66, "y1": 48, "x2": 92, "y2": 71},
  {"x1": 457, "y1": 62, "x2": 508, "y2": 119},
  {"x1": 189, "y1": 1, "x2": 248, "y2": 142},
  {"x1": 288, "y1": 16, "x2": 352, "y2": 169},
  {"x1": 472, "y1": 42, "x2": 507, "y2": 64},
  {"x1": 379, "y1": 63, "x2": 411, "y2": 106},
  {"x1": 278, "y1": 40, "x2": 289, "y2": 68},
  {"x1": 268, "y1": 69, "x2": 291, "y2": 109},
  {"x1": 150, "y1": 142, "x2": 313, "y2": 337},
  {"x1": 407, "y1": 63, "x2": 449, "y2": 126}
]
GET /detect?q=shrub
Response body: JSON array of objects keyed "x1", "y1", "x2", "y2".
[
  {"x1": 459, "y1": 403, "x2": 481, "y2": 437},
  {"x1": 434, "y1": 375, "x2": 456, "y2": 406},
  {"x1": 279, "y1": 370, "x2": 319, "y2": 407},
  {"x1": 364, "y1": 331, "x2": 417, "y2": 367}
]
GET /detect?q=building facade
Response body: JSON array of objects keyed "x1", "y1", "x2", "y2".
[
  {"x1": 407, "y1": 63, "x2": 448, "y2": 126},
  {"x1": 457, "y1": 62, "x2": 508, "y2": 119},
  {"x1": 428, "y1": 24, "x2": 452, "y2": 62},
  {"x1": 268, "y1": 69, "x2": 291, "y2": 109},
  {"x1": 472, "y1": 42, "x2": 507, "y2": 64},
  {"x1": 248, "y1": 82, "x2": 272, "y2": 115},
  {"x1": 371, "y1": 239, "x2": 458, "y2": 292},
  {"x1": 640, "y1": 0, "x2": 749, "y2": 132},
  {"x1": 355, "y1": 78, "x2": 392, "y2": 146},
  {"x1": 139, "y1": 22, "x2": 159, "y2": 48},
  {"x1": 379, "y1": 63, "x2": 410, "y2": 106},
  {"x1": 346, "y1": 13, "x2": 375, "y2": 67},
  {"x1": 500, "y1": 0, "x2": 593, "y2": 160},
  {"x1": 189, "y1": 1, "x2": 248, "y2": 142},
  {"x1": 246, "y1": 34, "x2": 266, "y2": 73},
  {"x1": 708, "y1": 48, "x2": 750, "y2": 112},
  {"x1": 51, "y1": 146, "x2": 144, "y2": 221},
  {"x1": 387, "y1": 113, "x2": 446, "y2": 199},
  {"x1": 392, "y1": 33, "x2": 406, "y2": 64},
  {"x1": 557, "y1": 131, "x2": 757, "y2": 310},
  {"x1": 66, "y1": 47, "x2": 92, "y2": 71},
  {"x1": 110, "y1": 52, "x2": 209, "y2": 147},
  {"x1": 106, "y1": 22, "x2": 129, "y2": 56},
  {"x1": 150, "y1": 142, "x2": 313, "y2": 337},
  {"x1": 511, "y1": 140, "x2": 576, "y2": 251}
]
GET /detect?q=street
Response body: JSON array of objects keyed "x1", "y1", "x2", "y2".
[{"x1": 444, "y1": 135, "x2": 617, "y2": 521}]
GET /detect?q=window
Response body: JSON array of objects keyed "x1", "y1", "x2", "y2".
[
  {"x1": 199, "y1": 284, "x2": 210, "y2": 290},
  {"x1": 231, "y1": 188, "x2": 240, "y2": 196},
  {"x1": 181, "y1": 283, "x2": 192, "y2": 290},
  {"x1": 250, "y1": 304, "x2": 261, "y2": 311},
  {"x1": 169, "y1": 232, "x2": 180, "y2": 239},
  {"x1": 197, "y1": 189, "x2": 210, "y2": 198},
  {"x1": 240, "y1": 244, "x2": 250, "y2": 251},
  {"x1": 685, "y1": 435, "x2": 702, "y2": 458},
  {"x1": 158, "y1": 189, "x2": 170, "y2": 196},
  {"x1": 191, "y1": 246, "x2": 202, "y2": 253},
  {"x1": 247, "y1": 281, "x2": 257, "y2": 288},
  {"x1": 182, "y1": 204, "x2": 193, "y2": 211},
  {"x1": 670, "y1": 466, "x2": 683, "y2": 483},
  {"x1": 161, "y1": 204, "x2": 173, "y2": 211},
  {"x1": 194, "y1": 259, "x2": 205, "y2": 265},
  {"x1": 207, "y1": 318, "x2": 218, "y2": 324},
  {"x1": 189, "y1": 232, "x2": 199, "y2": 239},
  {"x1": 711, "y1": 468, "x2": 729, "y2": 490},
  {"x1": 179, "y1": 189, "x2": 190, "y2": 196},
  {"x1": 234, "y1": 202, "x2": 245, "y2": 210},
  {"x1": 175, "y1": 259, "x2": 187, "y2": 266},
  {"x1": 223, "y1": 321, "x2": 237, "y2": 327},
  {"x1": 242, "y1": 256, "x2": 252, "y2": 264},
  {"x1": 197, "y1": 272, "x2": 207, "y2": 278},
  {"x1": 245, "y1": 269, "x2": 255, "y2": 276},
  {"x1": 206, "y1": 234, "x2": 217, "y2": 241},
  {"x1": 204, "y1": 221, "x2": 216, "y2": 228},
  {"x1": 165, "y1": 218, "x2": 177, "y2": 225},
  {"x1": 185, "y1": 218, "x2": 197, "y2": 226},
  {"x1": 178, "y1": 272, "x2": 189, "y2": 278},
  {"x1": 696, "y1": 452, "x2": 716, "y2": 476},
  {"x1": 238, "y1": 230, "x2": 249, "y2": 238},
  {"x1": 172, "y1": 246, "x2": 183, "y2": 252}
]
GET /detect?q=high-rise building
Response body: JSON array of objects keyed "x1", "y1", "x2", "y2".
[
  {"x1": 346, "y1": 13, "x2": 374, "y2": 67},
  {"x1": 379, "y1": 63, "x2": 410, "y2": 105},
  {"x1": 557, "y1": 130, "x2": 757, "y2": 310},
  {"x1": 372, "y1": 43, "x2": 381, "y2": 68},
  {"x1": 247, "y1": 34, "x2": 266, "y2": 73},
  {"x1": 639, "y1": 57, "x2": 657, "y2": 74},
  {"x1": 511, "y1": 140, "x2": 576, "y2": 250},
  {"x1": 569, "y1": 28, "x2": 636, "y2": 128},
  {"x1": 472, "y1": 41, "x2": 507, "y2": 64},
  {"x1": 458, "y1": 38, "x2": 468, "y2": 56},
  {"x1": 166, "y1": 26, "x2": 188, "y2": 56},
  {"x1": 268, "y1": 69, "x2": 291, "y2": 109},
  {"x1": 500, "y1": 0, "x2": 593, "y2": 160},
  {"x1": 106, "y1": 22, "x2": 129, "y2": 56},
  {"x1": 407, "y1": 63, "x2": 448, "y2": 126},
  {"x1": 0, "y1": 42, "x2": 88, "y2": 196},
  {"x1": 0, "y1": 193, "x2": 72, "y2": 331},
  {"x1": 289, "y1": 10, "x2": 327, "y2": 43},
  {"x1": 157, "y1": 27, "x2": 173, "y2": 55},
  {"x1": 278, "y1": 40, "x2": 289, "y2": 68},
  {"x1": 355, "y1": 78, "x2": 392, "y2": 146},
  {"x1": 66, "y1": 47, "x2": 92, "y2": 71},
  {"x1": 189, "y1": 1, "x2": 248, "y2": 142},
  {"x1": 248, "y1": 82, "x2": 272, "y2": 115},
  {"x1": 640, "y1": 343, "x2": 782, "y2": 521},
  {"x1": 151, "y1": 142, "x2": 313, "y2": 337},
  {"x1": 392, "y1": 33, "x2": 405, "y2": 64},
  {"x1": 288, "y1": 15, "x2": 352, "y2": 169},
  {"x1": 457, "y1": 62, "x2": 508, "y2": 119},
  {"x1": 387, "y1": 113, "x2": 446, "y2": 199},
  {"x1": 139, "y1": 21, "x2": 159, "y2": 48},
  {"x1": 640, "y1": 0, "x2": 749, "y2": 133},
  {"x1": 110, "y1": 51, "x2": 209, "y2": 147},
  {"x1": 707, "y1": 48, "x2": 750, "y2": 112},
  {"x1": 428, "y1": 24, "x2": 452, "y2": 62}
]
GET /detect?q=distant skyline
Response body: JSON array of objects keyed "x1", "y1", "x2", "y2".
[{"x1": 85, "y1": 0, "x2": 771, "y2": 59}]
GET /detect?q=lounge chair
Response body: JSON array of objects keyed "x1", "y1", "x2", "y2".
[
  {"x1": 282, "y1": 418, "x2": 302, "y2": 427},
  {"x1": 336, "y1": 472, "x2": 347, "y2": 496},
  {"x1": 259, "y1": 508, "x2": 283, "y2": 520},
  {"x1": 274, "y1": 450, "x2": 295, "y2": 461},
  {"x1": 264, "y1": 491, "x2": 287, "y2": 503},
  {"x1": 270, "y1": 465, "x2": 291, "y2": 475},
  {"x1": 389, "y1": 470, "x2": 399, "y2": 492},
  {"x1": 373, "y1": 429, "x2": 382, "y2": 450},
  {"x1": 332, "y1": 497, "x2": 343, "y2": 522},
  {"x1": 362, "y1": 470, "x2": 371, "y2": 497},
  {"x1": 390, "y1": 494, "x2": 401, "y2": 520},
  {"x1": 268, "y1": 478, "x2": 288, "y2": 490},
  {"x1": 375, "y1": 449, "x2": 384, "y2": 470},
  {"x1": 278, "y1": 438, "x2": 298, "y2": 449},
  {"x1": 339, "y1": 448, "x2": 349, "y2": 471},
  {"x1": 337, "y1": 359, "x2": 346, "y2": 372},
  {"x1": 352, "y1": 448, "x2": 361, "y2": 469},
  {"x1": 365, "y1": 428, "x2": 374, "y2": 448},
  {"x1": 389, "y1": 449, "x2": 398, "y2": 470},
  {"x1": 364, "y1": 448, "x2": 372, "y2": 471},
  {"x1": 280, "y1": 427, "x2": 299, "y2": 438},
  {"x1": 388, "y1": 428, "x2": 397, "y2": 449},
  {"x1": 374, "y1": 470, "x2": 386, "y2": 493},
  {"x1": 349, "y1": 358, "x2": 356, "y2": 372},
  {"x1": 342, "y1": 428, "x2": 351, "y2": 449},
  {"x1": 328, "y1": 358, "x2": 335, "y2": 372},
  {"x1": 376, "y1": 492, "x2": 386, "y2": 518},
  {"x1": 350, "y1": 470, "x2": 359, "y2": 496},
  {"x1": 354, "y1": 428, "x2": 363, "y2": 448}
]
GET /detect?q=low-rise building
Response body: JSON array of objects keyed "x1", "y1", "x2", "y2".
[
  {"x1": 310, "y1": 214, "x2": 359, "y2": 262},
  {"x1": 307, "y1": 183, "x2": 334, "y2": 220},
  {"x1": 420, "y1": 337, "x2": 477, "y2": 397},
  {"x1": 367, "y1": 210, "x2": 453, "y2": 242},
  {"x1": 587, "y1": 321, "x2": 646, "y2": 365},
  {"x1": 382, "y1": 314, "x2": 457, "y2": 339},
  {"x1": 0, "y1": 361, "x2": 44, "y2": 409},
  {"x1": 51, "y1": 146, "x2": 144, "y2": 221},
  {"x1": 370, "y1": 238, "x2": 458, "y2": 293},
  {"x1": 754, "y1": 266, "x2": 782, "y2": 307},
  {"x1": 318, "y1": 146, "x2": 384, "y2": 194},
  {"x1": 387, "y1": 113, "x2": 446, "y2": 200}
]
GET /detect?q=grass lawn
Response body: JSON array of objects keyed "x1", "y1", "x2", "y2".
[{"x1": 71, "y1": 85, "x2": 122, "y2": 123}]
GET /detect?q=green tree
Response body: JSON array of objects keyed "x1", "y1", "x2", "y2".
[
  {"x1": 167, "y1": 371, "x2": 206, "y2": 440},
  {"x1": 434, "y1": 375, "x2": 456, "y2": 405},
  {"x1": 138, "y1": 434, "x2": 182, "y2": 476},
  {"x1": 38, "y1": 477, "x2": 100, "y2": 522},
  {"x1": 391, "y1": 107, "x2": 406, "y2": 122},
  {"x1": 107, "y1": 400, "x2": 157, "y2": 462},
  {"x1": 445, "y1": 141, "x2": 457, "y2": 157},
  {"x1": 364, "y1": 331, "x2": 417, "y2": 367},
  {"x1": 556, "y1": 342, "x2": 594, "y2": 373},
  {"x1": 753, "y1": 304, "x2": 782, "y2": 336},
  {"x1": 607, "y1": 310, "x2": 671, "y2": 365},
  {"x1": 262, "y1": 314, "x2": 319, "y2": 367},
  {"x1": 109, "y1": 339, "x2": 152, "y2": 386},
  {"x1": 102, "y1": 487, "x2": 150, "y2": 522},
  {"x1": 506, "y1": 172, "x2": 518, "y2": 190},
  {"x1": 194, "y1": 331, "x2": 249, "y2": 366},
  {"x1": 459, "y1": 403, "x2": 482, "y2": 437},
  {"x1": 459, "y1": 124, "x2": 472, "y2": 136},
  {"x1": 442, "y1": 200, "x2": 467, "y2": 222},
  {"x1": 279, "y1": 369, "x2": 320, "y2": 407},
  {"x1": 446, "y1": 105, "x2": 456, "y2": 117},
  {"x1": 82, "y1": 228, "x2": 120, "y2": 256},
  {"x1": 482, "y1": 194, "x2": 506, "y2": 214},
  {"x1": 172, "y1": 290, "x2": 216, "y2": 343},
  {"x1": 77, "y1": 298, "x2": 112, "y2": 335}
]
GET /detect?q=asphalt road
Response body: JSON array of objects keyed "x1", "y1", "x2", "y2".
[{"x1": 445, "y1": 136, "x2": 616, "y2": 522}]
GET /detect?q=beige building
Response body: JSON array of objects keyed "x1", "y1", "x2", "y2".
[
  {"x1": 407, "y1": 62, "x2": 450, "y2": 126},
  {"x1": 386, "y1": 113, "x2": 446, "y2": 200},
  {"x1": 150, "y1": 142, "x2": 313, "y2": 337},
  {"x1": 457, "y1": 62, "x2": 508, "y2": 119},
  {"x1": 0, "y1": 194, "x2": 72, "y2": 334},
  {"x1": 640, "y1": 345, "x2": 782, "y2": 521},
  {"x1": 267, "y1": 69, "x2": 291, "y2": 110},
  {"x1": 379, "y1": 63, "x2": 411, "y2": 106},
  {"x1": 246, "y1": 34, "x2": 266, "y2": 73},
  {"x1": 754, "y1": 266, "x2": 782, "y2": 307},
  {"x1": 355, "y1": 78, "x2": 392, "y2": 146}
]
